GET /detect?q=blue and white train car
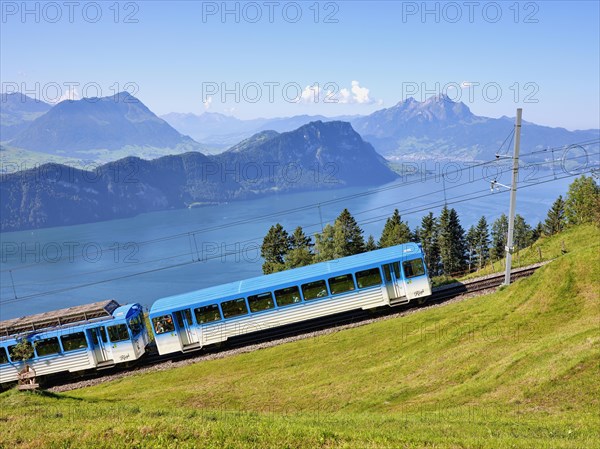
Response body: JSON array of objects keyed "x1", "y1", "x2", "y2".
[
  {"x1": 0, "y1": 300, "x2": 150, "y2": 385},
  {"x1": 150, "y1": 242, "x2": 432, "y2": 355}
]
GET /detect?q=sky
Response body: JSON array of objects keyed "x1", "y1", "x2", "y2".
[{"x1": 1, "y1": 1, "x2": 599, "y2": 130}]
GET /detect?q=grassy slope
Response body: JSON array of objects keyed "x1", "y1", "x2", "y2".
[
  {"x1": 460, "y1": 225, "x2": 598, "y2": 281},
  {"x1": 1, "y1": 225, "x2": 598, "y2": 449}
]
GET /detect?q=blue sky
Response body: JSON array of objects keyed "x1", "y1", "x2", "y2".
[{"x1": 2, "y1": 1, "x2": 599, "y2": 129}]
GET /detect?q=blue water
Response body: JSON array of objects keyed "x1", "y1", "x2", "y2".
[{"x1": 0, "y1": 166, "x2": 575, "y2": 320}]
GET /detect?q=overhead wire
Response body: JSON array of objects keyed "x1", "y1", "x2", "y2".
[{"x1": 1, "y1": 162, "x2": 596, "y2": 306}]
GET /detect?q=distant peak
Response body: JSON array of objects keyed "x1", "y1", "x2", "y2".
[
  {"x1": 425, "y1": 93, "x2": 455, "y2": 104},
  {"x1": 395, "y1": 97, "x2": 418, "y2": 107},
  {"x1": 112, "y1": 91, "x2": 137, "y2": 100}
]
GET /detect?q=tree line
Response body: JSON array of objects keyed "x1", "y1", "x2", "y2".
[{"x1": 261, "y1": 175, "x2": 600, "y2": 277}]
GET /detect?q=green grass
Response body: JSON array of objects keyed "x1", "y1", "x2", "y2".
[
  {"x1": 457, "y1": 225, "x2": 599, "y2": 281},
  {"x1": 1, "y1": 225, "x2": 599, "y2": 449}
]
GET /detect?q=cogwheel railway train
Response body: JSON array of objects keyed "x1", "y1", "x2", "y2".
[{"x1": 0, "y1": 242, "x2": 432, "y2": 386}]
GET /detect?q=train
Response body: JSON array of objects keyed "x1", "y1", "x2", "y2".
[{"x1": 0, "y1": 242, "x2": 431, "y2": 386}]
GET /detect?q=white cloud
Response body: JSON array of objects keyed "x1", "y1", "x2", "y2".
[
  {"x1": 51, "y1": 86, "x2": 80, "y2": 104},
  {"x1": 350, "y1": 80, "x2": 371, "y2": 104},
  {"x1": 203, "y1": 96, "x2": 213, "y2": 110},
  {"x1": 277, "y1": 80, "x2": 379, "y2": 106},
  {"x1": 300, "y1": 84, "x2": 321, "y2": 103},
  {"x1": 338, "y1": 87, "x2": 351, "y2": 104},
  {"x1": 336, "y1": 81, "x2": 375, "y2": 104}
]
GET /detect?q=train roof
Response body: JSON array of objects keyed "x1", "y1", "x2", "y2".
[
  {"x1": 151, "y1": 242, "x2": 423, "y2": 315},
  {"x1": 0, "y1": 300, "x2": 122, "y2": 340}
]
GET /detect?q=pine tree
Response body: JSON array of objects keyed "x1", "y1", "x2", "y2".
[
  {"x1": 378, "y1": 209, "x2": 412, "y2": 248},
  {"x1": 418, "y1": 212, "x2": 440, "y2": 276},
  {"x1": 289, "y1": 226, "x2": 312, "y2": 250},
  {"x1": 544, "y1": 195, "x2": 566, "y2": 236},
  {"x1": 565, "y1": 175, "x2": 600, "y2": 225},
  {"x1": 261, "y1": 223, "x2": 290, "y2": 274},
  {"x1": 333, "y1": 209, "x2": 365, "y2": 256},
  {"x1": 314, "y1": 224, "x2": 336, "y2": 262},
  {"x1": 438, "y1": 206, "x2": 466, "y2": 275},
  {"x1": 365, "y1": 235, "x2": 377, "y2": 251},
  {"x1": 285, "y1": 226, "x2": 314, "y2": 269},
  {"x1": 491, "y1": 214, "x2": 508, "y2": 259},
  {"x1": 465, "y1": 225, "x2": 478, "y2": 272},
  {"x1": 474, "y1": 216, "x2": 490, "y2": 269},
  {"x1": 513, "y1": 214, "x2": 532, "y2": 250},
  {"x1": 531, "y1": 221, "x2": 544, "y2": 242}
]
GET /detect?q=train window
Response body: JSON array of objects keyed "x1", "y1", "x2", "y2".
[
  {"x1": 382, "y1": 262, "x2": 401, "y2": 281},
  {"x1": 194, "y1": 304, "x2": 222, "y2": 324},
  {"x1": 328, "y1": 274, "x2": 356, "y2": 295},
  {"x1": 221, "y1": 298, "x2": 248, "y2": 319},
  {"x1": 0, "y1": 347, "x2": 8, "y2": 364},
  {"x1": 248, "y1": 292, "x2": 275, "y2": 313},
  {"x1": 153, "y1": 315, "x2": 175, "y2": 334},
  {"x1": 393, "y1": 262, "x2": 401, "y2": 278},
  {"x1": 383, "y1": 264, "x2": 392, "y2": 282},
  {"x1": 403, "y1": 258, "x2": 425, "y2": 278},
  {"x1": 35, "y1": 337, "x2": 61, "y2": 357},
  {"x1": 274, "y1": 286, "x2": 302, "y2": 307},
  {"x1": 356, "y1": 268, "x2": 383, "y2": 288},
  {"x1": 8, "y1": 341, "x2": 34, "y2": 361},
  {"x1": 301, "y1": 280, "x2": 328, "y2": 301},
  {"x1": 128, "y1": 315, "x2": 144, "y2": 336},
  {"x1": 175, "y1": 309, "x2": 193, "y2": 327},
  {"x1": 61, "y1": 332, "x2": 88, "y2": 352},
  {"x1": 108, "y1": 324, "x2": 130, "y2": 342},
  {"x1": 90, "y1": 327, "x2": 108, "y2": 345}
]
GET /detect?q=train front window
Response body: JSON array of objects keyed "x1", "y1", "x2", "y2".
[
  {"x1": 108, "y1": 324, "x2": 130, "y2": 342},
  {"x1": 356, "y1": 268, "x2": 383, "y2": 288},
  {"x1": 194, "y1": 304, "x2": 222, "y2": 324},
  {"x1": 221, "y1": 298, "x2": 248, "y2": 319},
  {"x1": 35, "y1": 337, "x2": 61, "y2": 356},
  {"x1": 403, "y1": 258, "x2": 426, "y2": 278},
  {"x1": 248, "y1": 292, "x2": 275, "y2": 313},
  {"x1": 128, "y1": 315, "x2": 144, "y2": 336},
  {"x1": 274, "y1": 286, "x2": 301, "y2": 307},
  {"x1": 61, "y1": 332, "x2": 88, "y2": 352},
  {"x1": 153, "y1": 315, "x2": 175, "y2": 334},
  {"x1": 328, "y1": 274, "x2": 356, "y2": 295},
  {"x1": 302, "y1": 280, "x2": 328, "y2": 301},
  {"x1": 0, "y1": 347, "x2": 8, "y2": 364}
]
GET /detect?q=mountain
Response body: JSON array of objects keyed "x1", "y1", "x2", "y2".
[
  {"x1": 8, "y1": 92, "x2": 205, "y2": 158},
  {"x1": 350, "y1": 95, "x2": 599, "y2": 161},
  {"x1": 1, "y1": 121, "x2": 397, "y2": 231},
  {"x1": 218, "y1": 121, "x2": 396, "y2": 192},
  {"x1": 0, "y1": 93, "x2": 52, "y2": 141},
  {"x1": 160, "y1": 112, "x2": 358, "y2": 147}
]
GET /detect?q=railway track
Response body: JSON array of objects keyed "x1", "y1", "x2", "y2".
[{"x1": 41, "y1": 262, "x2": 547, "y2": 392}]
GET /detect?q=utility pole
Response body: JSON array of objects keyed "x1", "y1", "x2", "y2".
[{"x1": 504, "y1": 108, "x2": 522, "y2": 285}]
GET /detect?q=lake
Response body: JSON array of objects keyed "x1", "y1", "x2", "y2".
[{"x1": 0, "y1": 164, "x2": 577, "y2": 320}]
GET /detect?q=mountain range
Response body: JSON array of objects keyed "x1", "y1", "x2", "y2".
[
  {"x1": 0, "y1": 92, "x2": 52, "y2": 141},
  {"x1": 160, "y1": 112, "x2": 357, "y2": 146},
  {"x1": 350, "y1": 95, "x2": 599, "y2": 161},
  {"x1": 2, "y1": 92, "x2": 207, "y2": 160},
  {"x1": 0, "y1": 121, "x2": 396, "y2": 231},
  {"x1": 164, "y1": 96, "x2": 599, "y2": 161},
  {"x1": 2, "y1": 92, "x2": 597, "y2": 166}
]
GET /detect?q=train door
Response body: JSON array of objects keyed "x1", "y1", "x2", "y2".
[
  {"x1": 88, "y1": 326, "x2": 111, "y2": 364},
  {"x1": 382, "y1": 262, "x2": 405, "y2": 300},
  {"x1": 174, "y1": 309, "x2": 196, "y2": 348}
]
